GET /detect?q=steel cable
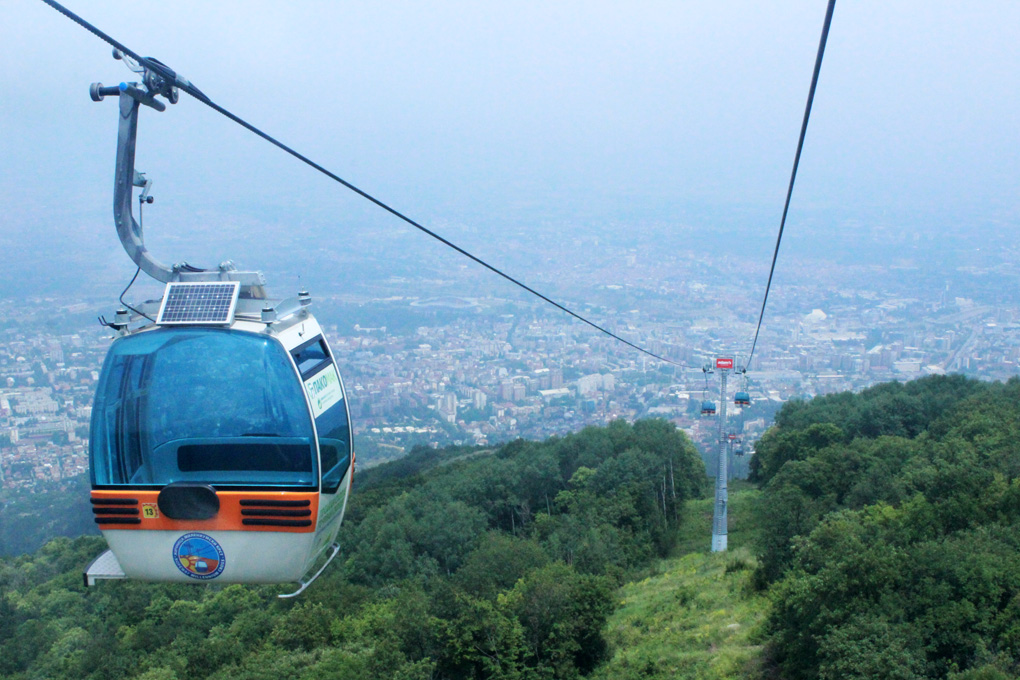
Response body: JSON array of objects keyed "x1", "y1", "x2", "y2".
[{"x1": 743, "y1": 0, "x2": 837, "y2": 371}]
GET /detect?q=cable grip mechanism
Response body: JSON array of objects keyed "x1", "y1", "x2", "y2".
[{"x1": 88, "y1": 48, "x2": 267, "y2": 294}]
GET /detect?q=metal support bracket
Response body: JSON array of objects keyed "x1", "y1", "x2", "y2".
[
  {"x1": 279, "y1": 543, "x2": 341, "y2": 599},
  {"x1": 90, "y1": 52, "x2": 267, "y2": 295}
]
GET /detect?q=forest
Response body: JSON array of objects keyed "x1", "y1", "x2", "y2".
[
  {"x1": 0, "y1": 419, "x2": 707, "y2": 679},
  {"x1": 752, "y1": 375, "x2": 1020, "y2": 680},
  {"x1": 4, "y1": 375, "x2": 1020, "y2": 679}
]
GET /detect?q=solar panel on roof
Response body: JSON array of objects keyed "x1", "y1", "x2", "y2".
[{"x1": 157, "y1": 282, "x2": 240, "y2": 325}]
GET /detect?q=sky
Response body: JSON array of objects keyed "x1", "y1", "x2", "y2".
[{"x1": 1, "y1": 0, "x2": 1018, "y2": 299}]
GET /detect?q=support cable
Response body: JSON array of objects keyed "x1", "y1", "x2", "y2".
[
  {"x1": 744, "y1": 0, "x2": 837, "y2": 370},
  {"x1": 118, "y1": 266, "x2": 154, "y2": 322},
  {"x1": 39, "y1": 0, "x2": 686, "y2": 368}
]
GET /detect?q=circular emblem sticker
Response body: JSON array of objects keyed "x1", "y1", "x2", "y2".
[{"x1": 172, "y1": 532, "x2": 226, "y2": 580}]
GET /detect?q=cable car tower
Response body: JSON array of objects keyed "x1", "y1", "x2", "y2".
[
  {"x1": 709, "y1": 357, "x2": 734, "y2": 552},
  {"x1": 82, "y1": 51, "x2": 354, "y2": 596}
]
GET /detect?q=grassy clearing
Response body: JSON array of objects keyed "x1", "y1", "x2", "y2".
[
  {"x1": 676, "y1": 480, "x2": 762, "y2": 555},
  {"x1": 592, "y1": 486, "x2": 768, "y2": 680}
]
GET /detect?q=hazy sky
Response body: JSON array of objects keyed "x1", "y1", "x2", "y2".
[{"x1": 1, "y1": 0, "x2": 1018, "y2": 297}]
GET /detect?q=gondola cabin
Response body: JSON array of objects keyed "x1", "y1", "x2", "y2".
[
  {"x1": 700, "y1": 400, "x2": 717, "y2": 416},
  {"x1": 734, "y1": 391, "x2": 751, "y2": 406},
  {"x1": 85, "y1": 283, "x2": 353, "y2": 595}
]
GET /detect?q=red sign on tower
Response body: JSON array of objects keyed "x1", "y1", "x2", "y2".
[{"x1": 715, "y1": 357, "x2": 734, "y2": 370}]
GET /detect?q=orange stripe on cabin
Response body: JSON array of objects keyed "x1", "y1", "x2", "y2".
[{"x1": 90, "y1": 490, "x2": 319, "y2": 533}]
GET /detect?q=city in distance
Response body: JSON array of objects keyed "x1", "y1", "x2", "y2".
[{"x1": 3, "y1": 201, "x2": 1018, "y2": 495}]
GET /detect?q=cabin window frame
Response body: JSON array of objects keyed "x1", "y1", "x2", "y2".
[{"x1": 291, "y1": 335, "x2": 352, "y2": 495}]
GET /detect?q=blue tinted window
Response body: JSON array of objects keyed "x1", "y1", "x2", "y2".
[
  {"x1": 90, "y1": 328, "x2": 316, "y2": 488},
  {"x1": 292, "y1": 337, "x2": 331, "y2": 378}
]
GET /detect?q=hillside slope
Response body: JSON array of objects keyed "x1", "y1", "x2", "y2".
[
  {"x1": 0, "y1": 419, "x2": 708, "y2": 680},
  {"x1": 593, "y1": 487, "x2": 767, "y2": 680},
  {"x1": 6, "y1": 375, "x2": 1018, "y2": 680},
  {"x1": 595, "y1": 375, "x2": 1020, "y2": 680}
]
